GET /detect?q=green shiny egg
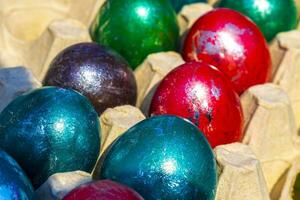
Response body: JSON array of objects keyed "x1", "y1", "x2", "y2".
[
  {"x1": 217, "y1": 0, "x2": 298, "y2": 41},
  {"x1": 90, "y1": 0, "x2": 179, "y2": 69}
]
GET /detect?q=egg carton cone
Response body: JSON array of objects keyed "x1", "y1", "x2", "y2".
[
  {"x1": 295, "y1": 0, "x2": 300, "y2": 17},
  {"x1": 0, "y1": 67, "x2": 41, "y2": 113},
  {"x1": 92, "y1": 105, "x2": 145, "y2": 179},
  {"x1": 208, "y1": 0, "x2": 220, "y2": 6},
  {"x1": 35, "y1": 171, "x2": 92, "y2": 200},
  {"x1": 260, "y1": 32, "x2": 300, "y2": 195},
  {"x1": 0, "y1": 0, "x2": 105, "y2": 80},
  {"x1": 177, "y1": 3, "x2": 213, "y2": 50},
  {"x1": 275, "y1": 156, "x2": 300, "y2": 200},
  {"x1": 134, "y1": 51, "x2": 185, "y2": 116},
  {"x1": 215, "y1": 143, "x2": 270, "y2": 200},
  {"x1": 99, "y1": 105, "x2": 146, "y2": 155},
  {"x1": 177, "y1": 3, "x2": 213, "y2": 36},
  {"x1": 269, "y1": 30, "x2": 300, "y2": 133},
  {"x1": 241, "y1": 84, "x2": 300, "y2": 196}
]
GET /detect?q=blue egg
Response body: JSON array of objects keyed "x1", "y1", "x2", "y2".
[
  {"x1": 170, "y1": 0, "x2": 207, "y2": 12},
  {"x1": 0, "y1": 87, "x2": 101, "y2": 188},
  {"x1": 0, "y1": 150, "x2": 35, "y2": 199},
  {"x1": 94, "y1": 115, "x2": 217, "y2": 200}
]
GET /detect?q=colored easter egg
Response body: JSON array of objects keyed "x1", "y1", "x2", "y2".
[
  {"x1": 183, "y1": 8, "x2": 271, "y2": 94},
  {"x1": 94, "y1": 115, "x2": 217, "y2": 200},
  {"x1": 63, "y1": 180, "x2": 144, "y2": 200},
  {"x1": 43, "y1": 43, "x2": 137, "y2": 115},
  {"x1": 0, "y1": 150, "x2": 35, "y2": 199},
  {"x1": 150, "y1": 61, "x2": 243, "y2": 148},
  {"x1": 0, "y1": 87, "x2": 101, "y2": 187},
  {"x1": 217, "y1": 0, "x2": 298, "y2": 41},
  {"x1": 90, "y1": 0, "x2": 179, "y2": 68}
]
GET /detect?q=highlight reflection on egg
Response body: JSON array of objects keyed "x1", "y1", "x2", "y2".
[
  {"x1": 183, "y1": 8, "x2": 271, "y2": 94},
  {"x1": 0, "y1": 87, "x2": 101, "y2": 188},
  {"x1": 94, "y1": 115, "x2": 217, "y2": 200},
  {"x1": 150, "y1": 61, "x2": 243, "y2": 148},
  {"x1": 43, "y1": 43, "x2": 137, "y2": 115}
]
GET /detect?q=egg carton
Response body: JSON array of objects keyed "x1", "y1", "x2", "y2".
[
  {"x1": 0, "y1": 1, "x2": 300, "y2": 200},
  {"x1": 0, "y1": 0, "x2": 105, "y2": 80}
]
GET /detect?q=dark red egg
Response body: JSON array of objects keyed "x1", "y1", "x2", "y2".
[
  {"x1": 149, "y1": 61, "x2": 243, "y2": 148},
  {"x1": 182, "y1": 8, "x2": 271, "y2": 95},
  {"x1": 63, "y1": 180, "x2": 144, "y2": 200}
]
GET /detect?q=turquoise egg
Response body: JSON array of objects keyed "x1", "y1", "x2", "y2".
[
  {"x1": 0, "y1": 87, "x2": 101, "y2": 188},
  {"x1": 94, "y1": 115, "x2": 217, "y2": 200},
  {"x1": 0, "y1": 150, "x2": 35, "y2": 199}
]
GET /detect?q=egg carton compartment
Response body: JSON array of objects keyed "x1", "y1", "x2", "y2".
[
  {"x1": 0, "y1": 0, "x2": 105, "y2": 80},
  {"x1": 0, "y1": 1, "x2": 300, "y2": 200}
]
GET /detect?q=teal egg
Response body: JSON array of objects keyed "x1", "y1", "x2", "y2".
[
  {"x1": 94, "y1": 115, "x2": 217, "y2": 200},
  {"x1": 0, "y1": 87, "x2": 101, "y2": 188},
  {"x1": 170, "y1": 0, "x2": 207, "y2": 12},
  {"x1": 0, "y1": 150, "x2": 35, "y2": 199}
]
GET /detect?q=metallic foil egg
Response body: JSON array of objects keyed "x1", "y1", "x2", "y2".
[
  {"x1": 63, "y1": 180, "x2": 144, "y2": 200},
  {"x1": 0, "y1": 87, "x2": 101, "y2": 188},
  {"x1": 217, "y1": 0, "x2": 298, "y2": 41},
  {"x1": 43, "y1": 43, "x2": 137, "y2": 115},
  {"x1": 94, "y1": 115, "x2": 217, "y2": 200},
  {"x1": 183, "y1": 8, "x2": 272, "y2": 94},
  {"x1": 0, "y1": 150, "x2": 35, "y2": 199},
  {"x1": 90, "y1": 0, "x2": 179, "y2": 68},
  {"x1": 150, "y1": 61, "x2": 243, "y2": 148}
]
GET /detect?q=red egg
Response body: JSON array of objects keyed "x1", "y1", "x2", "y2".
[
  {"x1": 149, "y1": 61, "x2": 243, "y2": 148},
  {"x1": 183, "y1": 8, "x2": 271, "y2": 95},
  {"x1": 63, "y1": 180, "x2": 144, "y2": 200}
]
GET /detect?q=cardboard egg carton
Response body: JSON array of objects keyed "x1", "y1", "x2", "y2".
[
  {"x1": 1, "y1": 1, "x2": 300, "y2": 200},
  {"x1": 0, "y1": 0, "x2": 105, "y2": 80},
  {"x1": 241, "y1": 84, "x2": 300, "y2": 198},
  {"x1": 135, "y1": 51, "x2": 185, "y2": 116},
  {"x1": 0, "y1": 66, "x2": 41, "y2": 112},
  {"x1": 35, "y1": 171, "x2": 92, "y2": 200},
  {"x1": 207, "y1": 0, "x2": 219, "y2": 6},
  {"x1": 177, "y1": 3, "x2": 213, "y2": 36},
  {"x1": 99, "y1": 105, "x2": 146, "y2": 155},
  {"x1": 269, "y1": 30, "x2": 300, "y2": 133},
  {"x1": 295, "y1": 0, "x2": 300, "y2": 18},
  {"x1": 276, "y1": 156, "x2": 300, "y2": 200},
  {"x1": 215, "y1": 143, "x2": 270, "y2": 200}
]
